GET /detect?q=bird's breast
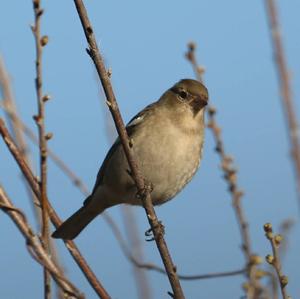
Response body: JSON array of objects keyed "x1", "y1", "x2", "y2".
[{"x1": 133, "y1": 120, "x2": 204, "y2": 205}]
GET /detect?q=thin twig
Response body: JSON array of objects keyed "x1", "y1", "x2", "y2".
[
  {"x1": 185, "y1": 42, "x2": 262, "y2": 298},
  {"x1": 265, "y1": 219, "x2": 294, "y2": 299},
  {"x1": 0, "y1": 56, "x2": 41, "y2": 222},
  {"x1": 105, "y1": 212, "x2": 246, "y2": 280},
  {"x1": 0, "y1": 186, "x2": 83, "y2": 299},
  {"x1": 264, "y1": 223, "x2": 290, "y2": 299},
  {"x1": 31, "y1": 1, "x2": 51, "y2": 297},
  {"x1": 73, "y1": 1, "x2": 185, "y2": 298},
  {"x1": 264, "y1": 0, "x2": 300, "y2": 208},
  {"x1": 0, "y1": 119, "x2": 111, "y2": 299}
]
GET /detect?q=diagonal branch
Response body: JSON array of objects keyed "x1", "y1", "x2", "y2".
[
  {"x1": 73, "y1": 1, "x2": 185, "y2": 298},
  {"x1": 0, "y1": 118, "x2": 111, "y2": 299},
  {"x1": 0, "y1": 185, "x2": 83, "y2": 299},
  {"x1": 99, "y1": 81, "x2": 153, "y2": 299}
]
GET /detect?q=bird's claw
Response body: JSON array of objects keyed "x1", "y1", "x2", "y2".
[{"x1": 145, "y1": 220, "x2": 165, "y2": 242}]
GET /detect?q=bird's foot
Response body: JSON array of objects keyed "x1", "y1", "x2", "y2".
[{"x1": 145, "y1": 220, "x2": 165, "y2": 242}]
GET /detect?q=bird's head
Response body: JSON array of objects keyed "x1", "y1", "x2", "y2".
[{"x1": 164, "y1": 79, "x2": 208, "y2": 116}]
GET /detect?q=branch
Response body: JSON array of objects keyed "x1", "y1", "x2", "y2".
[
  {"x1": 0, "y1": 186, "x2": 83, "y2": 299},
  {"x1": 185, "y1": 42, "x2": 263, "y2": 298},
  {"x1": 0, "y1": 118, "x2": 111, "y2": 299},
  {"x1": 264, "y1": 0, "x2": 300, "y2": 207},
  {"x1": 73, "y1": 1, "x2": 185, "y2": 298},
  {"x1": 31, "y1": 1, "x2": 51, "y2": 297},
  {"x1": 105, "y1": 206, "x2": 246, "y2": 280},
  {"x1": 264, "y1": 223, "x2": 290, "y2": 299},
  {"x1": 99, "y1": 82, "x2": 153, "y2": 299}
]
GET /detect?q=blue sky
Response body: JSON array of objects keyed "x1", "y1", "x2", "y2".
[{"x1": 1, "y1": 1, "x2": 300, "y2": 298}]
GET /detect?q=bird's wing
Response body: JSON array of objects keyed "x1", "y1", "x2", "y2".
[
  {"x1": 89, "y1": 103, "x2": 155, "y2": 197},
  {"x1": 126, "y1": 102, "x2": 155, "y2": 134}
]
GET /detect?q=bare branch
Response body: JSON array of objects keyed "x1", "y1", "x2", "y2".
[
  {"x1": 73, "y1": 1, "x2": 185, "y2": 298},
  {"x1": 264, "y1": 0, "x2": 300, "y2": 207},
  {"x1": 106, "y1": 211, "x2": 246, "y2": 280},
  {"x1": 0, "y1": 118, "x2": 111, "y2": 299},
  {"x1": 0, "y1": 185, "x2": 83, "y2": 299},
  {"x1": 31, "y1": 0, "x2": 51, "y2": 297},
  {"x1": 264, "y1": 223, "x2": 290, "y2": 299}
]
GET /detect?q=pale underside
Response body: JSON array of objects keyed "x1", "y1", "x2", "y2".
[{"x1": 88, "y1": 102, "x2": 205, "y2": 212}]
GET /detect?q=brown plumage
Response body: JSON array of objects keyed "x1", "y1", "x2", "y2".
[{"x1": 52, "y1": 79, "x2": 208, "y2": 240}]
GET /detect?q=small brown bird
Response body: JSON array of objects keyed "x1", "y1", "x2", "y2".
[{"x1": 52, "y1": 79, "x2": 208, "y2": 240}]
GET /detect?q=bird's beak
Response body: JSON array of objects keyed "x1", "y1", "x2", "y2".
[{"x1": 189, "y1": 95, "x2": 208, "y2": 111}]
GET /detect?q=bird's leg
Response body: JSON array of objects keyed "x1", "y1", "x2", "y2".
[
  {"x1": 145, "y1": 219, "x2": 165, "y2": 242},
  {"x1": 135, "y1": 180, "x2": 165, "y2": 241}
]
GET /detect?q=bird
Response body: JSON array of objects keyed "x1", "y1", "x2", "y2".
[{"x1": 52, "y1": 79, "x2": 208, "y2": 240}]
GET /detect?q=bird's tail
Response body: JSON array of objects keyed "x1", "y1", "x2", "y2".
[{"x1": 52, "y1": 205, "x2": 101, "y2": 240}]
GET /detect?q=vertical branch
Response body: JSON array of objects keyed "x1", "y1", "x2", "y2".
[
  {"x1": 31, "y1": 1, "x2": 51, "y2": 298},
  {"x1": 264, "y1": 223, "x2": 290, "y2": 299},
  {"x1": 185, "y1": 43, "x2": 262, "y2": 298},
  {"x1": 73, "y1": 1, "x2": 185, "y2": 298},
  {"x1": 264, "y1": 0, "x2": 300, "y2": 206}
]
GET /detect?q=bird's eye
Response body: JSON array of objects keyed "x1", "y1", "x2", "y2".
[{"x1": 179, "y1": 90, "x2": 187, "y2": 99}]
